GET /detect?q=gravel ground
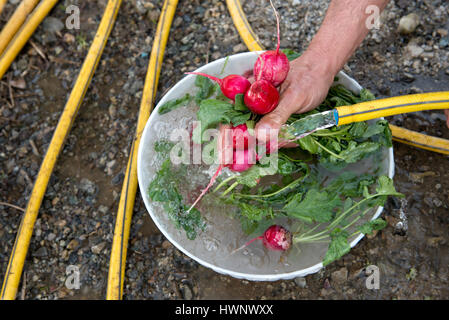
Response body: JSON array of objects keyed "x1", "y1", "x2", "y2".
[{"x1": 0, "y1": 0, "x2": 448, "y2": 300}]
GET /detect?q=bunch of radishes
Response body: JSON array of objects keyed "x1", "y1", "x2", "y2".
[
  {"x1": 187, "y1": 0, "x2": 293, "y2": 252},
  {"x1": 187, "y1": 1, "x2": 289, "y2": 173}
]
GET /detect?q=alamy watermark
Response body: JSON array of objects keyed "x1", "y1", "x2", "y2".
[
  {"x1": 65, "y1": 4, "x2": 80, "y2": 30},
  {"x1": 365, "y1": 265, "x2": 380, "y2": 289},
  {"x1": 167, "y1": 123, "x2": 279, "y2": 168},
  {"x1": 365, "y1": 5, "x2": 381, "y2": 30},
  {"x1": 65, "y1": 265, "x2": 80, "y2": 290}
]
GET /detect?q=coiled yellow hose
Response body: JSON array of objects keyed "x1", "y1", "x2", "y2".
[
  {"x1": 1, "y1": 0, "x2": 123, "y2": 300},
  {"x1": 0, "y1": 0, "x2": 40, "y2": 55},
  {"x1": 0, "y1": 0, "x2": 59, "y2": 79},
  {"x1": 106, "y1": 0, "x2": 179, "y2": 300}
]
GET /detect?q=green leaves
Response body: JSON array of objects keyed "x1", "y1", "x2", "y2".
[
  {"x1": 284, "y1": 189, "x2": 342, "y2": 224},
  {"x1": 323, "y1": 229, "x2": 351, "y2": 266},
  {"x1": 158, "y1": 93, "x2": 192, "y2": 115},
  {"x1": 148, "y1": 159, "x2": 205, "y2": 240},
  {"x1": 235, "y1": 161, "x2": 278, "y2": 188},
  {"x1": 358, "y1": 218, "x2": 388, "y2": 235},
  {"x1": 281, "y1": 48, "x2": 301, "y2": 61},
  {"x1": 194, "y1": 75, "x2": 215, "y2": 104},
  {"x1": 234, "y1": 94, "x2": 249, "y2": 112},
  {"x1": 375, "y1": 176, "x2": 404, "y2": 197},
  {"x1": 337, "y1": 141, "x2": 380, "y2": 163},
  {"x1": 193, "y1": 98, "x2": 252, "y2": 142}
]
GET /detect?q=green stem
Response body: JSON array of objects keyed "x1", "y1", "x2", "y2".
[
  {"x1": 313, "y1": 139, "x2": 345, "y2": 160},
  {"x1": 213, "y1": 175, "x2": 236, "y2": 193},
  {"x1": 341, "y1": 208, "x2": 371, "y2": 231},
  {"x1": 293, "y1": 193, "x2": 380, "y2": 243},
  {"x1": 231, "y1": 175, "x2": 305, "y2": 200},
  {"x1": 294, "y1": 234, "x2": 330, "y2": 243},
  {"x1": 311, "y1": 126, "x2": 350, "y2": 137},
  {"x1": 221, "y1": 181, "x2": 239, "y2": 197}
]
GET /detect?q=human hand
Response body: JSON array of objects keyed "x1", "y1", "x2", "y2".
[{"x1": 255, "y1": 52, "x2": 336, "y2": 142}]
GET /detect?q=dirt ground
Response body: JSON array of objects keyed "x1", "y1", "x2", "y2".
[{"x1": 0, "y1": 0, "x2": 448, "y2": 300}]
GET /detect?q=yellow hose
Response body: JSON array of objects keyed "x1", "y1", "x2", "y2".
[
  {"x1": 391, "y1": 125, "x2": 449, "y2": 155},
  {"x1": 336, "y1": 92, "x2": 449, "y2": 125},
  {"x1": 225, "y1": 0, "x2": 449, "y2": 156},
  {"x1": 0, "y1": 0, "x2": 123, "y2": 300},
  {"x1": 0, "y1": 0, "x2": 7, "y2": 15},
  {"x1": 106, "y1": 0, "x2": 179, "y2": 300},
  {"x1": 226, "y1": 0, "x2": 263, "y2": 52},
  {"x1": 0, "y1": 0, "x2": 58, "y2": 79},
  {"x1": 0, "y1": 0, "x2": 40, "y2": 55}
]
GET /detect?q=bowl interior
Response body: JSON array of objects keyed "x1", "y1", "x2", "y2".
[{"x1": 137, "y1": 52, "x2": 394, "y2": 281}]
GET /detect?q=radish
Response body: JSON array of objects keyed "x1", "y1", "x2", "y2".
[
  {"x1": 244, "y1": 79, "x2": 279, "y2": 115},
  {"x1": 231, "y1": 124, "x2": 254, "y2": 150},
  {"x1": 232, "y1": 225, "x2": 292, "y2": 254},
  {"x1": 186, "y1": 126, "x2": 254, "y2": 213},
  {"x1": 186, "y1": 72, "x2": 251, "y2": 101},
  {"x1": 229, "y1": 148, "x2": 256, "y2": 172},
  {"x1": 253, "y1": 0, "x2": 290, "y2": 87}
]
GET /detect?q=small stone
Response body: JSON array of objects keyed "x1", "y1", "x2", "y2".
[
  {"x1": 91, "y1": 241, "x2": 107, "y2": 254},
  {"x1": 147, "y1": 9, "x2": 160, "y2": 22},
  {"x1": 437, "y1": 29, "x2": 448, "y2": 37},
  {"x1": 80, "y1": 178, "x2": 96, "y2": 195},
  {"x1": 98, "y1": 205, "x2": 108, "y2": 215},
  {"x1": 47, "y1": 233, "x2": 56, "y2": 241},
  {"x1": 233, "y1": 43, "x2": 246, "y2": 53},
  {"x1": 67, "y1": 239, "x2": 79, "y2": 250},
  {"x1": 42, "y1": 17, "x2": 64, "y2": 34},
  {"x1": 180, "y1": 283, "x2": 193, "y2": 300},
  {"x1": 432, "y1": 198, "x2": 443, "y2": 207},
  {"x1": 162, "y1": 240, "x2": 172, "y2": 249},
  {"x1": 294, "y1": 277, "x2": 307, "y2": 288},
  {"x1": 52, "y1": 197, "x2": 60, "y2": 206},
  {"x1": 63, "y1": 33, "x2": 75, "y2": 43},
  {"x1": 406, "y1": 43, "x2": 424, "y2": 58},
  {"x1": 55, "y1": 219, "x2": 66, "y2": 228},
  {"x1": 107, "y1": 160, "x2": 116, "y2": 169},
  {"x1": 33, "y1": 247, "x2": 48, "y2": 257},
  {"x1": 398, "y1": 13, "x2": 420, "y2": 34},
  {"x1": 331, "y1": 267, "x2": 348, "y2": 284}
]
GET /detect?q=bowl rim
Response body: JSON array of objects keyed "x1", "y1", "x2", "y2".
[{"x1": 137, "y1": 51, "x2": 395, "y2": 281}]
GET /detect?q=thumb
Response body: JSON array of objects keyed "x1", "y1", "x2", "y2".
[{"x1": 255, "y1": 89, "x2": 299, "y2": 142}]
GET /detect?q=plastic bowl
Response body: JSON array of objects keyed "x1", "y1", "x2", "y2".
[{"x1": 137, "y1": 51, "x2": 394, "y2": 281}]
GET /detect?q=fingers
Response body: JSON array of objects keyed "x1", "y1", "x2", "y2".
[{"x1": 255, "y1": 87, "x2": 300, "y2": 142}]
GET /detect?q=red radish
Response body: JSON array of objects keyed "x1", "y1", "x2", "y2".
[
  {"x1": 228, "y1": 148, "x2": 256, "y2": 172},
  {"x1": 253, "y1": 0, "x2": 290, "y2": 87},
  {"x1": 232, "y1": 225, "x2": 292, "y2": 254},
  {"x1": 186, "y1": 126, "x2": 255, "y2": 213},
  {"x1": 231, "y1": 124, "x2": 254, "y2": 150},
  {"x1": 186, "y1": 72, "x2": 251, "y2": 101},
  {"x1": 244, "y1": 79, "x2": 279, "y2": 115}
]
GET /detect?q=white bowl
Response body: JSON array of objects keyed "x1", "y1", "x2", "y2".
[{"x1": 137, "y1": 51, "x2": 394, "y2": 281}]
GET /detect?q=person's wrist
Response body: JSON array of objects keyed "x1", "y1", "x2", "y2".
[{"x1": 298, "y1": 47, "x2": 337, "y2": 86}]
